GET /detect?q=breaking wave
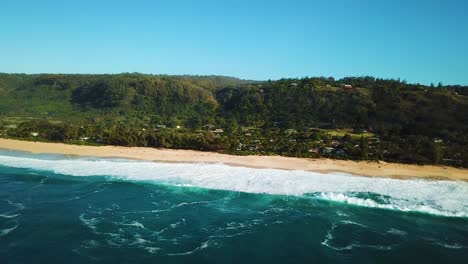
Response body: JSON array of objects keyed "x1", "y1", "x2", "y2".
[{"x1": 0, "y1": 153, "x2": 467, "y2": 218}]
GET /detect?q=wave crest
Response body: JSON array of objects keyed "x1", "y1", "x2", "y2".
[{"x1": 0, "y1": 153, "x2": 467, "y2": 218}]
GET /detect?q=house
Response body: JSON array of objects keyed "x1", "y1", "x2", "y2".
[
  {"x1": 31, "y1": 132, "x2": 39, "y2": 137},
  {"x1": 204, "y1": 124, "x2": 215, "y2": 130},
  {"x1": 433, "y1": 138, "x2": 443, "y2": 143},
  {"x1": 79, "y1": 137, "x2": 90, "y2": 141},
  {"x1": 156, "y1": 124, "x2": 167, "y2": 129},
  {"x1": 176, "y1": 125, "x2": 181, "y2": 129},
  {"x1": 343, "y1": 84, "x2": 353, "y2": 90},
  {"x1": 245, "y1": 133, "x2": 252, "y2": 136},
  {"x1": 212, "y1": 128, "x2": 224, "y2": 133},
  {"x1": 284, "y1": 129, "x2": 297, "y2": 134},
  {"x1": 322, "y1": 147, "x2": 335, "y2": 154},
  {"x1": 290, "y1": 83, "x2": 298, "y2": 87},
  {"x1": 331, "y1": 140, "x2": 341, "y2": 147},
  {"x1": 308, "y1": 148, "x2": 319, "y2": 154},
  {"x1": 247, "y1": 145, "x2": 258, "y2": 151},
  {"x1": 237, "y1": 143, "x2": 244, "y2": 151}
]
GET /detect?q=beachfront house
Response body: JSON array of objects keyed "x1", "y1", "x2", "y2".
[
  {"x1": 31, "y1": 132, "x2": 39, "y2": 137},
  {"x1": 237, "y1": 143, "x2": 244, "y2": 151},
  {"x1": 331, "y1": 140, "x2": 341, "y2": 147},
  {"x1": 322, "y1": 147, "x2": 335, "y2": 155},
  {"x1": 308, "y1": 148, "x2": 319, "y2": 154},
  {"x1": 343, "y1": 84, "x2": 353, "y2": 90},
  {"x1": 247, "y1": 145, "x2": 258, "y2": 151}
]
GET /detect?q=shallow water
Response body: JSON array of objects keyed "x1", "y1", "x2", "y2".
[{"x1": 0, "y1": 150, "x2": 467, "y2": 263}]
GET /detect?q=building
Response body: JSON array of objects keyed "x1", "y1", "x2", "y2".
[
  {"x1": 204, "y1": 124, "x2": 215, "y2": 130},
  {"x1": 343, "y1": 84, "x2": 353, "y2": 90},
  {"x1": 211, "y1": 128, "x2": 224, "y2": 133},
  {"x1": 308, "y1": 148, "x2": 319, "y2": 154},
  {"x1": 284, "y1": 129, "x2": 297, "y2": 134},
  {"x1": 322, "y1": 147, "x2": 335, "y2": 154}
]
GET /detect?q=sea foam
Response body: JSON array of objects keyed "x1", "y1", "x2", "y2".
[{"x1": 0, "y1": 153, "x2": 467, "y2": 218}]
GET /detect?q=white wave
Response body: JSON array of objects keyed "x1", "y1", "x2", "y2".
[
  {"x1": 339, "y1": 220, "x2": 367, "y2": 228},
  {"x1": 321, "y1": 222, "x2": 395, "y2": 251},
  {"x1": 122, "y1": 221, "x2": 145, "y2": 229},
  {"x1": 6, "y1": 199, "x2": 25, "y2": 210},
  {"x1": 0, "y1": 224, "x2": 18, "y2": 236},
  {"x1": 387, "y1": 228, "x2": 407, "y2": 236},
  {"x1": 145, "y1": 246, "x2": 161, "y2": 254},
  {"x1": 167, "y1": 240, "x2": 211, "y2": 256},
  {"x1": 79, "y1": 214, "x2": 99, "y2": 231},
  {"x1": 0, "y1": 213, "x2": 20, "y2": 219},
  {"x1": 316, "y1": 193, "x2": 467, "y2": 218},
  {"x1": 1, "y1": 154, "x2": 467, "y2": 218},
  {"x1": 82, "y1": 240, "x2": 101, "y2": 249},
  {"x1": 435, "y1": 243, "x2": 466, "y2": 249}
]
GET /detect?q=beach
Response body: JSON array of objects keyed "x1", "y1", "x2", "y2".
[{"x1": 0, "y1": 138, "x2": 466, "y2": 181}]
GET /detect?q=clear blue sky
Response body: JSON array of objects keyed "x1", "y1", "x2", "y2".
[{"x1": 1, "y1": 0, "x2": 467, "y2": 84}]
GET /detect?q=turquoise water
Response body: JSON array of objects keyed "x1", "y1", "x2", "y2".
[{"x1": 0, "y1": 151, "x2": 467, "y2": 263}]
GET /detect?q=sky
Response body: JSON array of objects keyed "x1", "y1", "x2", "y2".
[{"x1": 0, "y1": 0, "x2": 467, "y2": 85}]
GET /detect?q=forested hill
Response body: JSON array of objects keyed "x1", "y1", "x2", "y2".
[{"x1": 1, "y1": 73, "x2": 467, "y2": 167}]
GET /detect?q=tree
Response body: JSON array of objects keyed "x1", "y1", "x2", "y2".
[{"x1": 359, "y1": 136, "x2": 369, "y2": 160}]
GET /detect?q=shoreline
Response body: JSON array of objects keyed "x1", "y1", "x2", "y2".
[{"x1": 0, "y1": 138, "x2": 467, "y2": 181}]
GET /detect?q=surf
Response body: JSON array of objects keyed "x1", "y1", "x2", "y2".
[{"x1": 0, "y1": 152, "x2": 466, "y2": 218}]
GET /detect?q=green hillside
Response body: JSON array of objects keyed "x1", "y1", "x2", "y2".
[{"x1": 0, "y1": 73, "x2": 467, "y2": 167}]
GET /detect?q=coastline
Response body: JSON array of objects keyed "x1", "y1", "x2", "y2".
[{"x1": 0, "y1": 138, "x2": 467, "y2": 181}]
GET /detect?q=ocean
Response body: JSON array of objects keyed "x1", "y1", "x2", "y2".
[{"x1": 0, "y1": 150, "x2": 467, "y2": 263}]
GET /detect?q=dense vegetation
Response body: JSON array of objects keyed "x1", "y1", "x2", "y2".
[{"x1": 1, "y1": 73, "x2": 467, "y2": 167}]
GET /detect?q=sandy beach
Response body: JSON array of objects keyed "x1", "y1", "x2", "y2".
[{"x1": 0, "y1": 138, "x2": 467, "y2": 181}]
